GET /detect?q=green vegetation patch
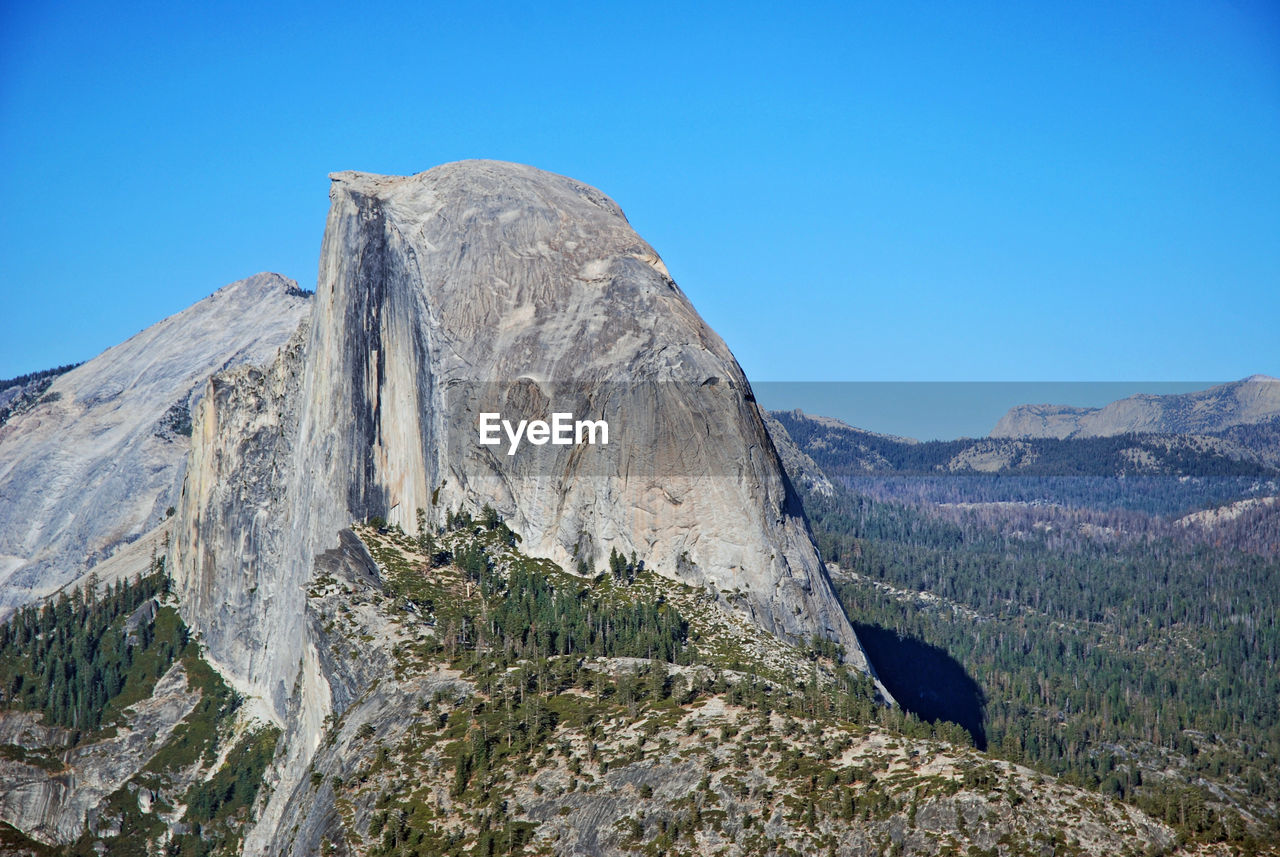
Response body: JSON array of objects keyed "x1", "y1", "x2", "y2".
[{"x1": 0, "y1": 570, "x2": 178, "y2": 735}]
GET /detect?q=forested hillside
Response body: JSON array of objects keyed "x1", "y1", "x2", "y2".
[
  {"x1": 771, "y1": 409, "x2": 1280, "y2": 484},
  {"x1": 773, "y1": 410, "x2": 1280, "y2": 848},
  {"x1": 1, "y1": 510, "x2": 1206, "y2": 855},
  {"x1": 0, "y1": 569, "x2": 276, "y2": 857},
  {"x1": 0, "y1": 571, "x2": 178, "y2": 732}
]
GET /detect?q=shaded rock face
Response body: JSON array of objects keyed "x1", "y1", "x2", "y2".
[
  {"x1": 0, "y1": 273, "x2": 311, "y2": 614},
  {"x1": 171, "y1": 161, "x2": 875, "y2": 730},
  {"x1": 990, "y1": 375, "x2": 1280, "y2": 439},
  {"x1": 761, "y1": 411, "x2": 836, "y2": 498}
]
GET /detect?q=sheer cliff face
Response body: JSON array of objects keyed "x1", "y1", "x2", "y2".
[
  {"x1": 0, "y1": 274, "x2": 310, "y2": 613},
  {"x1": 172, "y1": 161, "x2": 874, "y2": 722},
  {"x1": 171, "y1": 322, "x2": 313, "y2": 717},
  {"x1": 311, "y1": 163, "x2": 867, "y2": 654}
]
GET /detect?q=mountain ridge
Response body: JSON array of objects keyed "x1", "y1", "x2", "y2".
[
  {"x1": 0, "y1": 273, "x2": 311, "y2": 614},
  {"x1": 991, "y1": 375, "x2": 1280, "y2": 439}
]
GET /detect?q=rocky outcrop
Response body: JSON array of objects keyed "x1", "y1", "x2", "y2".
[
  {"x1": 0, "y1": 273, "x2": 310, "y2": 614},
  {"x1": 0, "y1": 711, "x2": 76, "y2": 752},
  {"x1": 990, "y1": 375, "x2": 1280, "y2": 439},
  {"x1": 170, "y1": 319, "x2": 310, "y2": 720},
  {"x1": 0, "y1": 662, "x2": 200, "y2": 845},
  {"x1": 170, "y1": 162, "x2": 878, "y2": 734},
  {"x1": 760, "y1": 411, "x2": 835, "y2": 498},
  {"x1": 242, "y1": 531, "x2": 469, "y2": 857}
]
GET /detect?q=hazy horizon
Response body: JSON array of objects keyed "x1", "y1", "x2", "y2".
[{"x1": 754, "y1": 380, "x2": 1232, "y2": 440}]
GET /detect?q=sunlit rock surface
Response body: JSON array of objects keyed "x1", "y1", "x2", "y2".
[{"x1": 0, "y1": 274, "x2": 310, "y2": 614}]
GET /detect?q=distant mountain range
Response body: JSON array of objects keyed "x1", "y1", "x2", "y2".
[
  {"x1": 769, "y1": 407, "x2": 1280, "y2": 480},
  {"x1": 990, "y1": 375, "x2": 1280, "y2": 439},
  {"x1": 765, "y1": 376, "x2": 1280, "y2": 484},
  {"x1": 766, "y1": 391, "x2": 1280, "y2": 845}
]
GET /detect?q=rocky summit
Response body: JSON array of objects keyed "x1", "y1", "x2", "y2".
[{"x1": 170, "y1": 160, "x2": 882, "y2": 729}]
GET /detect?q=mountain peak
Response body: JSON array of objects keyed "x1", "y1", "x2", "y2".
[
  {"x1": 213, "y1": 270, "x2": 306, "y2": 297},
  {"x1": 172, "y1": 161, "x2": 883, "y2": 734},
  {"x1": 0, "y1": 273, "x2": 310, "y2": 611}
]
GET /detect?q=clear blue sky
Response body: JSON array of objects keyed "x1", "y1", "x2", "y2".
[{"x1": 2, "y1": 0, "x2": 1278, "y2": 386}]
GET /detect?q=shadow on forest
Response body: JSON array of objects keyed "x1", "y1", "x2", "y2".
[{"x1": 854, "y1": 622, "x2": 987, "y2": 750}]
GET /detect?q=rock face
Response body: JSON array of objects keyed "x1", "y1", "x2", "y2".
[
  {"x1": 990, "y1": 375, "x2": 1280, "y2": 439},
  {"x1": 170, "y1": 320, "x2": 311, "y2": 720},
  {"x1": 0, "y1": 274, "x2": 311, "y2": 614},
  {"x1": 760, "y1": 411, "x2": 835, "y2": 497},
  {"x1": 171, "y1": 161, "x2": 877, "y2": 731},
  {"x1": 0, "y1": 662, "x2": 200, "y2": 845}
]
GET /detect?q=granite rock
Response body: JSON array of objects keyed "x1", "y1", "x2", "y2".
[{"x1": 0, "y1": 274, "x2": 310, "y2": 614}]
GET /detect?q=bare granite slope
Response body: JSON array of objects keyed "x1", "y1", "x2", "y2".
[
  {"x1": 0, "y1": 273, "x2": 310, "y2": 614},
  {"x1": 0, "y1": 662, "x2": 200, "y2": 844}
]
